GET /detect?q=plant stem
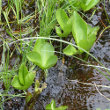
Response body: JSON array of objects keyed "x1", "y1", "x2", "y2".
[
  {"x1": 24, "y1": 70, "x2": 45, "y2": 110},
  {"x1": 24, "y1": 90, "x2": 41, "y2": 110}
]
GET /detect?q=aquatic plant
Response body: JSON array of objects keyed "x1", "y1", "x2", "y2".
[
  {"x1": 45, "y1": 99, "x2": 68, "y2": 110},
  {"x1": 11, "y1": 63, "x2": 35, "y2": 90},
  {"x1": 68, "y1": 0, "x2": 99, "y2": 11},
  {"x1": 27, "y1": 39, "x2": 58, "y2": 70}
]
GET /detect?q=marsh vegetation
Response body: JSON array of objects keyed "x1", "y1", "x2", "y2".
[{"x1": 0, "y1": 0, "x2": 110, "y2": 110}]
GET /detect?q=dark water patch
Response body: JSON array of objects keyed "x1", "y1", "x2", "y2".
[
  {"x1": 35, "y1": 59, "x2": 110, "y2": 110},
  {"x1": 91, "y1": 33, "x2": 110, "y2": 68}
]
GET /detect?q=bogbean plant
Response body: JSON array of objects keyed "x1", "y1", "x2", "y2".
[
  {"x1": 56, "y1": 9, "x2": 99, "y2": 56},
  {"x1": 27, "y1": 39, "x2": 58, "y2": 70},
  {"x1": 68, "y1": 0, "x2": 99, "y2": 11},
  {"x1": 11, "y1": 0, "x2": 100, "y2": 109},
  {"x1": 45, "y1": 99, "x2": 68, "y2": 110},
  {"x1": 11, "y1": 39, "x2": 59, "y2": 109},
  {"x1": 12, "y1": 63, "x2": 36, "y2": 90}
]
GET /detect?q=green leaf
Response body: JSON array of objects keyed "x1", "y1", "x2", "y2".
[
  {"x1": 72, "y1": 11, "x2": 87, "y2": 52},
  {"x1": 27, "y1": 40, "x2": 58, "y2": 69},
  {"x1": 81, "y1": 0, "x2": 99, "y2": 11},
  {"x1": 12, "y1": 75, "x2": 23, "y2": 90},
  {"x1": 56, "y1": 9, "x2": 99, "y2": 55},
  {"x1": 26, "y1": 51, "x2": 42, "y2": 67},
  {"x1": 33, "y1": 39, "x2": 46, "y2": 52},
  {"x1": 19, "y1": 63, "x2": 28, "y2": 85},
  {"x1": 56, "y1": 9, "x2": 69, "y2": 30},
  {"x1": 63, "y1": 45, "x2": 78, "y2": 56},
  {"x1": 56, "y1": 8, "x2": 72, "y2": 37},
  {"x1": 56, "y1": 26, "x2": 70, "y2": 37},
  {"x1": 45, "y1": 99, "x2": 68, "y2": 110},
  {"x1": 12, "y1": 63, "x2": 36, "y2": 90},
  {"x1": 46, "y1": 99, "x2": 56, "y2": 110},
  {"x1": 68, "y1": 0, "x2": 81, "y2": 10},
  {"x1": 55, "y1": 106, "x2": 68, "y2": 110},
  {"x1": 46, "y1": 55, "x2": 58, "y2": 69},
  {"x1": 87, "y1": 25, "x2": 99, "y2": 51},
  {"x1": 12, "y1": 71, "x2": 35, "y2": 90},
  {"x1": 72, "y1": 11, "x2": 99, "y2": 53},
  {"x1": 24, "y1": 71, "x2": 36, "y2": 89},
  {"x1": 62, "y1": 0, "x2": 99, "y2": 12}
]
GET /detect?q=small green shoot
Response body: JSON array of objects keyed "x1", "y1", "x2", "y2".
[
  {"x1": 11, "y1": 63, "x2": 36, "y2": 90},
  {"x1": 72, "y1": 11, "x2": 99, "y2": 53},
  {"x1": 80, "y1": 0, "x2": 100, "y2": 11},
  {"x1": 45, "y1": 99, "x2": 68, "y2": 110},
  {"x1": 3, "y1": 8, "x2": 11, "y2": 31},
  {"x1": 68, "y1": 0, "x2": 100, "y2": 11},
  {"x1": 12, "y1": 0, "x2": 22, "y2": 24},
  {"x1": 56, "y1": 8, "x2": 72, "y2": 37}
]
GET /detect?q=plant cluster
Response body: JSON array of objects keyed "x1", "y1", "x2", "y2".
[
  {"x1": 68, "y1": 0, "x2": 99, "y2": 11},
  {"x1": 56, "y1": 9, "x2": 99, "y2": 55},
  {"x1": 12, "y1": 0, "x2": 100, "y2": 108}
]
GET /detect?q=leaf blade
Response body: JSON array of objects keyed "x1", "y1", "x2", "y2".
[
  {"x1": 19, "y1": 63, "x2": 28, "y2": 85},
  {"x1": 72, "y1": 11, "x2": 87, "y2": 52}
]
